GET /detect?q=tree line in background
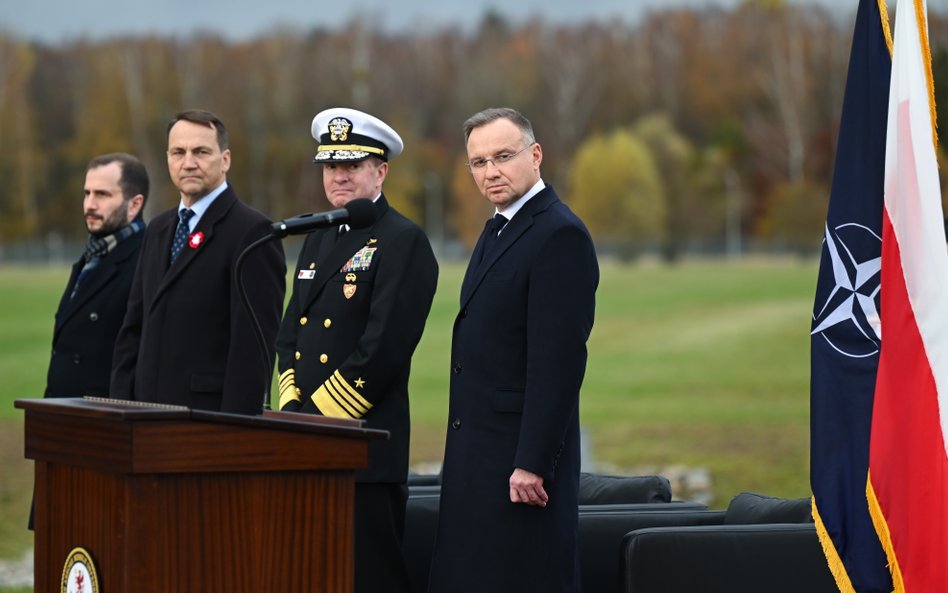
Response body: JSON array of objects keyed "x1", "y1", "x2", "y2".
[{"x1": 2, "y1": 2, "x2": 948, "y2": 260}]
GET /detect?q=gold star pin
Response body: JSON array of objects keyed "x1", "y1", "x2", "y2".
[{"x1": 354, "y1": 378, "x2": 365, "y2": 389}]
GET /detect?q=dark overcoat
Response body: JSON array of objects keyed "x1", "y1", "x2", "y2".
[
  {"x1": 110, "y1": 186, "x2": 286, "y2": 414},
  {"x1": 428, "y1": 186, "x2": 598, "y2": 593},
  {"x1": 45, "y1": 231, "x2": 143, "y2": 398},
  {"x1": 275, "y1": 195, "x2": 438, "y2": 483}
]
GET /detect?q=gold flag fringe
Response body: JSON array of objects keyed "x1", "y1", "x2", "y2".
[
  {"x1": 812, "y1": 497, "x2": 859, "y2": 593},
  {"x1": 867, "y1": 473, "x2": 903, "y2": 593}
]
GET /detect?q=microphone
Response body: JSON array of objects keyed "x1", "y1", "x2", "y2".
[{"x1": 271, "y1": 198, "x2": 377, "y2": 238}]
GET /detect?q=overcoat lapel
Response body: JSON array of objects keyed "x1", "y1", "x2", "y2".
[
  {"x1": 460, "y1": 188, "x2": 556, "y2": 307},
  {"x1": 52, "y1": 261, "x2": 84, "y2": 336},
  {"x1": 152, "y1": 189, "x2": 237, "y2": 309},
  {"x1": 57, "y1": 260, "x2": 118, "y2": 328},
  {"x1": 54, "y1": 234, "x2": 140, "y2": 337}
]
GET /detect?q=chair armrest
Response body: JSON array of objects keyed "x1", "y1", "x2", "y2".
[
  {"x1": 579, "y1": 509, "x2": 724, "y2": 593},
  {"x1": 621, "y1": 523, "x2": 836, "y2": 593}
]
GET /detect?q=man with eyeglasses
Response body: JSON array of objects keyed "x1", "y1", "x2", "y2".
[
  {"x1": 428, "y1": 107, "x2": 599, "y2": 592},
  {"x1": 110, "y1": 109, "x2": 286, "y2": 414}
]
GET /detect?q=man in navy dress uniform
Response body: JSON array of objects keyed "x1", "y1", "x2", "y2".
[
  {"x1": 428, "y1": 107, "x2": 599, "y2": 592},
  {"x1": 276, "y1": 107, "x2": 438, "y2": 593}
]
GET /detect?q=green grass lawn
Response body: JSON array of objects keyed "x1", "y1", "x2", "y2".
[
  {"x1": 408, "y1": 258, "x2": 817, "y2": 503},
  {"x1": 0, "y1": 257, "x2": 819, "y2": 568}
]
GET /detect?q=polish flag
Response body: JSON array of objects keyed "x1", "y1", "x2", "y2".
[{"x1": 869, "y1": 0, "x2": 948, "y2": 590}]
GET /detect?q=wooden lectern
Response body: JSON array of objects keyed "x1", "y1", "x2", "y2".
[{"x1": 16, "y1": 397, "x2": 387, "y2": 593}]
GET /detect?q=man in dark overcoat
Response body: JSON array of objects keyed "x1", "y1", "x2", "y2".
[
  {"x1": 428, "y1": 108, "x2": 599, "y2": 592},
  {"x1": 110, "y1": 110, "x2": 285, "y2": 414},
  {"x1": 276, "y1": 107, "x2": 438, "y2": 593},
  {"x1": 31, "y1": 152, "x2": 149, "y2": 531},
  {"x1": 45, "y1": 153, "x2": 148, "y2": 398}
]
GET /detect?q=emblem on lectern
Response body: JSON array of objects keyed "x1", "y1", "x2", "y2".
[{"x1": 61, "y1": 547, "x2": 99, "y2": 593}]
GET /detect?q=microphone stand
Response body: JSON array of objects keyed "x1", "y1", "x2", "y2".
[{"x1": 234, "y1": 233, "x2": 281, "y2": 412}]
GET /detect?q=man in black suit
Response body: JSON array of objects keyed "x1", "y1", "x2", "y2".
[
  {"x1": 110, "y1": 110, "x2": 285, "y2": 414},
  {"x1": 276, "y1": 107, "x2": 438, "y2": 593},
  {"x1": 428, "y1": 108, "x2": 599, "y2": 593},
  {"x1": 45, "y1": 153, "x2": 148, "y2": 398}
]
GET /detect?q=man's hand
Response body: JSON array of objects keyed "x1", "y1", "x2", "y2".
[{"x1": 509, "y1": 467, "x2": 548, "y2": 507}]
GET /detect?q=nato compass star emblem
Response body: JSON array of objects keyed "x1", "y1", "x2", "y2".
[{"x1": 811, "y1": 222, "x2": 882, "y2": 358}]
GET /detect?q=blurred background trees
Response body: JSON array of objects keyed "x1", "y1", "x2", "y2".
[{"x1": 2, "y1": 3, "x2": 948, "y2": 260}]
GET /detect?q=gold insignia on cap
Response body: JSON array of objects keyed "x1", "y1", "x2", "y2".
[{"x1": 328, "y1": 117, "x2": 352, "y2": 141}]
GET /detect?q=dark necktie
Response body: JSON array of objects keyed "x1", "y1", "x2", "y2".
[
  {"x1": 479, "y1": 213, "x2": 509, "y2": 263},
  {"x1": 169, "y1": 208, "x2": 195, "y2": 264}
]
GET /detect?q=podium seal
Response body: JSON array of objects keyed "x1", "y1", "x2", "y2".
[{"x1": 61, "y1": 547, "x2": 99, "y2": 593}]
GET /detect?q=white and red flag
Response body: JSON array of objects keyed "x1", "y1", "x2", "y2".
[{"x1": 869, "y1": 0, "x2": 948, "y2": 591}]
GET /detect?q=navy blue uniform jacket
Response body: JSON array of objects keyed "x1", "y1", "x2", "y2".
[
  {"x1": 276, "y1": 195, "x2": 438, "y2": 483},
  {"x1": 45, "y1": 231, "x2": 143, "y2": 398},
  {"x1": 110, "y1": 186, "x2": 286, "y2": 415},
  {"x1": 429, "y1": 186, "x2": 598, "y2": 593}
]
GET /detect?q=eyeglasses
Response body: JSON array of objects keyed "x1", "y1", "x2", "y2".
[{"x1": 466, "y1": 144, "x2": 533, "y2": 170}]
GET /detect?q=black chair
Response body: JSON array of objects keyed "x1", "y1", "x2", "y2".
[
  {"x1": 403, "y1": 474, "x2": 701, "y2": 593},
  {"x1": 579, "y1": 508, "x2": 721, "y2": 593},
  {"x1": 619, "y1": 493, "x2": 837, "y2": 593}
]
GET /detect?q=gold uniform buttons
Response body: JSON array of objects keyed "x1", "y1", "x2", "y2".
[
  {"x1": 324, "y1": 318, "x2": 332, "y2": 328},
  {"x1": 300, "y1": 316, "x2": 308, "y2": 326},
  {"x1": 319, "y1": 354, "x2": 329, "y2": 364},
  {"x1": 295, "y1": 351, "x2": 301, "y2": 361}
]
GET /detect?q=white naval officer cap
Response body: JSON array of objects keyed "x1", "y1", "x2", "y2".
[{"x1": 311, "y1": 107, "x2": 404, "y2": 163}]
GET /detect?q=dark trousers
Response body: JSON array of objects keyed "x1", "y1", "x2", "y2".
[{"x1": 355, "y1": 482, "x2": 410, "y2": 593}]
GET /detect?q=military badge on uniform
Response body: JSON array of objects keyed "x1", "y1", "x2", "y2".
[
  {"x1": 341, "y1": 245, "x2": 377, "y2": 273},
  {"x1": 298, "y1": 270, "x2": 315, "y2": 280},
  {"x1": 343, "y1": 283, "x2": 357, "y2": 299}
]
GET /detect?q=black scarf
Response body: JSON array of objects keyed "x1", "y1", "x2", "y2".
[{"x1": 71, "y1": 219, "x2": 144, "y2": 299}]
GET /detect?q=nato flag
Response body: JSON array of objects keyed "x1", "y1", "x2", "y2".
[{"x1": 809, "y1": 0, "x2": 892, "y2": 592}]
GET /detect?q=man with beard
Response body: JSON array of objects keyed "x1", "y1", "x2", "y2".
[{"x1": 44, "y1": 152, "x2": 148, "y2": 398}]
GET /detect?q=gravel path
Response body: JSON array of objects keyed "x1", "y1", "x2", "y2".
[{"x1": 0, "y1": 549, "x2": 33, "y2": 588}]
